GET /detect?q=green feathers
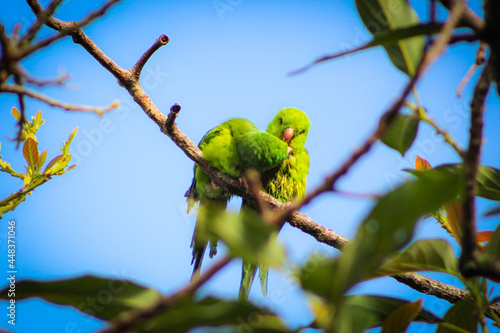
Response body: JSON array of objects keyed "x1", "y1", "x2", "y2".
[
  {"x1": 185, "y1": 118, "x2": 290, "y2": 278},
  {"x1": 239, "y1": 108, "x2": 311, "y2": 300},
  {"x1": 185, "y1": 108, "x2": 310, "y2": 299}
]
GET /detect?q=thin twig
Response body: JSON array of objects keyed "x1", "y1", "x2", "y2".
[
  {"x1": 18, "y1": 66, "x2": 70, "y2": 87},
  {"x1": 13, "y1": 74, "x2": 26, "y2": 146},
  {"x1": 460, "y1": 59, "x2": 493, "y2": 276},
  {"x1": 439, "y1": 0, "x2": 486, "y2": 33},
  {"x1": 417, "y1": 113, "x2": 465, "y2": 158},
  {"x1": 131, "y1": 34, "x2": 170, "y2": 79},
  {"x1": 457, "y1": 42, "x2": 487, "y2": 97},
  {"x1": 1, "y1": 83, "x2": 117, "y2": 115},
  {"x1": 99, "y1": 255, "x2": 232, "y2": 333},
  {"x1": 17, "y1": 0, "x2": 64, "y2": 47}
]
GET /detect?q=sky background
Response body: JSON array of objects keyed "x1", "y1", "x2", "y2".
[{"x1": 0, "y1": 0, "x2": 499, "y2": 332}]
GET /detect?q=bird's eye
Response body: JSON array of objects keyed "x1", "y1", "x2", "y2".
[
  {"x1": 279, "y1": 118, "x2": 283, "y2": 125},
  {"x1": 299, "y1": 130, "x2": 305, "y2": 135}
]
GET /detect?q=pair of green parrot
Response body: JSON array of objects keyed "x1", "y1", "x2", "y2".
[{"x1": 185, "y1": 108, "x2": 310, "y2": 300}]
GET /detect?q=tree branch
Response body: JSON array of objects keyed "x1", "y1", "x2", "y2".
[
  {"x1": 0, "y1": 83, "x2": 117, "y2": 115},
  {"x1": 17, "y1": 0, "x2": 64, "y2": 47},
  {"x1": 460, "y1": 59, "x2": 493, "y2": 276},
  {"x1": 439, "y1": 0, "x2": 486, "y2": 33},
  {"x1": 131, "y1": 34, "x2": 170, "y2": 79}
]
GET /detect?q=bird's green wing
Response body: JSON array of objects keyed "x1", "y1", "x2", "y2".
[
  {"x1": 187, "y1": 118, "x2": 261, "y2": 278},
  {"x1": 236, "y1": 131, "x2": 290, "y2": 173},
  {"x1": 239, "y1": 108, "x2": 311, "y2": 299}
]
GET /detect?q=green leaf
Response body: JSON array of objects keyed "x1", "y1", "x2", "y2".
[
  {"x1": 62, "y1": 127, "x2": 78, "y2": 155},
  {"x1": 44, "y1": 154, "x2": 63, "y2": 173},
  {"x1": 379, "y1": 239, "x2": 458, "y2": 276},
  {"x1": 0, "y1": 275, "x2": 162, "y2": 320},
  {"x1": 38, "y1": 149, "x2": 48, "y2": 170},
  {"x1": 476, "y1": 165, "x2": 500, "y2": 201},
  {"x1": 139, "y1": 297, "x2": 288, "y2": 332},
  {"x1": 297, "y1": 253, "x2": 338, "y2": 298},
  {"x1": 205, "y1": 209, "x2": 285, "y2": 268},
  {"x1": 355, "y1": 0, "x2": 424, "y2": 76},
  {"x1": 436, "y1": 299, "x2": 479, "y2": 333},
  {"x1": 22, "y1": 137, "x2": 39, "y2": 170},
  {"x1": 381, "y1": 112, "x2": 419, "y2": 155},
  {"x1": 331, "y1": 166, "x2": 461, "y2": 300},
  {"x1": 407, "y1": 164, "x2": 500, "y2": 201},
  {"x1": 381, "y1": 299, "x2": 423, "y2": 333},
  {"x1": 334, "y1": 295, "x2": 439, "y2": 332},
  {"x1": 486, "y1": 222, "x2": 500, "y2": 261}
]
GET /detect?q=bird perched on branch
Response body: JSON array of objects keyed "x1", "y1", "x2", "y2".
[
  {"x1": 185, "y1": 118, "x2": 292, "y2": 279},
  {"x1": 239, "y1": 107, "x2": 310, "y2": 300}
]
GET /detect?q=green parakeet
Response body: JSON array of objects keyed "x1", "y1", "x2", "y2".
[
  {"x1": 239, "y1": 107, "x2": 310, "y2": 300},
  {"x1": 185, "y1": 118, "x2": 291, "y2": 279}
]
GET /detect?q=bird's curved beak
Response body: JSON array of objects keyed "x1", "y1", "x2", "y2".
[{"x1": 282, "y1": 127, "x2": 294, "y2": 144}]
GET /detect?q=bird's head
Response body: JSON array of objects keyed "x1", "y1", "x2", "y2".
[{"x1": 267, "y1": 108, "x2": 310, "y2": 153}]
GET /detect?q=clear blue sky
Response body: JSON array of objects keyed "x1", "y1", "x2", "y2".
[{"x1": 0, "y1": 0, "x2": 499, "y2": 332}]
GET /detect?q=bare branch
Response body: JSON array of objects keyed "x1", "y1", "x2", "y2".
[
  {"x1": 76, "y1": 0, "x2": 123, "y2": 28},
  {"x1": 1, "y1": 83, "x2": 118, "y2": 115},
  {"x1": 18, "y1": 66, "x2": 70, "y2": 87},
  {"x1": 17, "y1": 0, "x2": 64, "y2": 47},
  {"x1": 99, "y1": 255, "x2": 232, "y2": 333},
  {"x1": 460, "y1": 59, "x2": 493, "y2": 276},
  {"x1": 439, "y1": 0, "x2": 486, "y2": 33},
  {"x1": 131, "y1": 34, "x2": 170, "y2": 79},
  {"x1": 164, "y1": 103, "x2": 181, "y2": 129},
  {"x1": 457, "y1": 42, "x2": 487, "y2": 97}
]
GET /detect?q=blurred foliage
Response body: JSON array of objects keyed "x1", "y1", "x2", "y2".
[{"x1": 0, "y1": 108, "x2": 77, "y2": 218}]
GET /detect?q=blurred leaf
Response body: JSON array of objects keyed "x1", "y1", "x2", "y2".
[
  {"x1": 487, "y1": 223, "x2": 500, "y2": 261},
  {"x1": 298, "y1": 253, "x2": 338, "y2": 298},
  {"x1": 0, "y1": 276, "x2": 161, "y2": 320},
  {"x1": 355, "y1": 0, "x2": 424, "y2": 76},
  {"x1": 381, "y1": 299, "x2": 423, "y2": 333},
  {"x1": 436, "y1": 299, "x2": 479, "y2": 333},
  {"x1": 415, "y1": 155, "x2": 432, "y2": 170},
  {"x1": 206, "y1": 210, "x2": 285, "y2": 268},
  {"x1": 477, "y1": 231, "x2": 494, "y2": 243},
  {"x1": 381, "y1": 113, "x2": 419, "y2": 155},
  {"x1": 476, "y1": 165, "x2": 500, "y2": 201},
  {"x1": 442, "y1": 199, "x2": 463, "y2": 245},
  {"x1": 334, "y1": 295, "x2": 439, "y2": 332},
  {"x1": 140, "y1": 297, "x2": 288, "y2": 333},
  {"x1": 406, "y1": 164, "x2": 500, "y2": 201},
  {"x1": 11, "y1": 107, "x2": 21, "y2": 121},
  {"x1": 485, "y1": 204, "x2": 500, "y2": 217},
  {"x1": 22, "y1": 137, "x2": 38, "y2": 170},
  {"x1": 379, "y1": 239, "x2": 458, "y2": 276},
  {"x1": 332, "y1": 166, "x2": 461, "y2": 300}
]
